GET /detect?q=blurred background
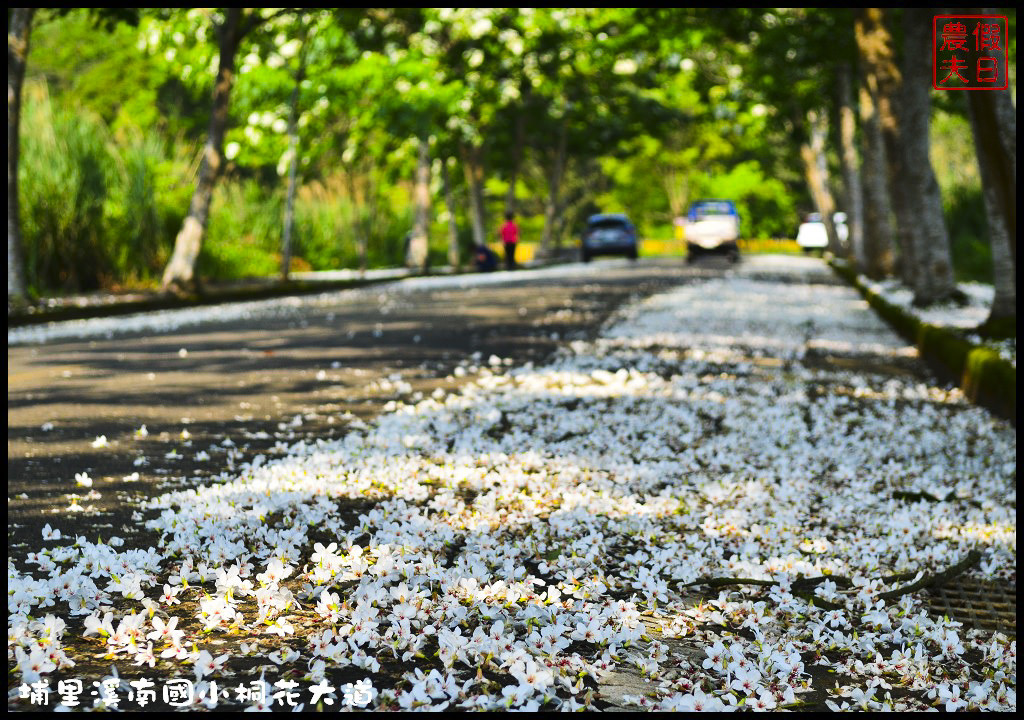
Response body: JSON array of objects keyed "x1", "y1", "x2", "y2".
[{"x1": 7, "y1": 8, "x2": 1015, "y2": 317}]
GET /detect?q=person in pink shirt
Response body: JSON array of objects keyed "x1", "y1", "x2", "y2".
[{"x1": 500, "y1": 211, "x2": 519, "y2": 270}]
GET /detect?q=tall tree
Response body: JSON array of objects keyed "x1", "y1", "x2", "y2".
[
  {"x1": 218, "y1": 9, "x2": 398, "y2": 276},
  {"x1": 797, "y1": 108, "x2": 840, "y2": 253},
  {"x1": 713, "y1": 9, "x2": 854, "y2": 252},
  {"x1": 161, "y1": 8, "x2": 297, "y2": 294},
  {"x1": 901, "y1": 8, "x2": 956, "y2": 305},
  {"x1": 960, "y1": 5, "x2": 1015, "y2": 329},
  {"x1": 406, "y1": 136, "x2": 431, "y2": 271},
  {"x1": 503, "y1": 91, "x2": 528, "y2": 217},
  {"x1": 392, "y1": 8, "x2": 499, "y2": 253},
  {"x1": 7, "y1": 7, "x2": 35, "y2": 307},
  {"x1": 441, "y1": 158, "x2": 460, "y2": 270},
  {"x1": 539, "y1": 111, "x2": 569, "y2": 256},
  {"x1": 856, "y1": 64, "x2": 896, "y2": 277},
  {"x1": 279, "y1": 23, "x2": 310, "y2": 282},
  {"x1": 160, "y1": 8, "x2": 244, "y2": 294},
  {"x1": 966, "y1": 87, "x2": 1016, "y2": 328},
  {"x1": 836, "y1": 62, "x2": 865, "y2": 266},
  {"x1": 855, "y1": 8, "x2": 900, "y2": 279},
  {"x1": 528, "y1": 8, "x2": 675, "y2": 252},
  {"x1": 459, "y1": 140, "x2": 488, "y2": 247}
]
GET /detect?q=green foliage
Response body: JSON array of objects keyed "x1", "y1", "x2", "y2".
[
  {"x1": 601, "y1": 149, "x2": 796, "y2": 240},
  {"x1": 19, "y1": 82, "x2": 192, "y2": 294},
  {"x1": 690, "y1": 161, "x2": 796, "y2": 239},
  {"x1": 596, "y1": 137, "x2": 671, "y2": 233},
  {"x1": 293, "y1": 180, "x2": 413, "y2": 270},
  {"x1": 930, "y1": 104, "x2": 980, "y2": 189},
  {"x1": 291, "y1": 186, "x2": 350, "y2": 270},
  {"x1": 19, "y1": 86, "x2": 112, "y2": 292},
  {"x1": 20, "y1": 7, "x2": 995, "y2": 296},
  {"x1": 198, "y1": 176, "x2": 415, "y2": 280},
  {"x1": 200, "y1": 181, "x2": 283, "y2": 280},
  {"x1": 29, "y1": 9, "x2": 208, "y2": 141},
  {"x1": 944, "y1": 186, "x2": 992, "y2": 284},
  {"x1": 930, "y1": 105, "x2": 991, "y2": 284},
  {"x1": 105, "y1": 130, "x2": 194, "y2": 284}
]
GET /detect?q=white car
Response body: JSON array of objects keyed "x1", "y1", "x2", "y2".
[
  {"x1": 797, "y1": 212, "x2": 848, "y2": 253},
  {"x1": 680, "y1": 200, "x2": 741, "y2": 261}
]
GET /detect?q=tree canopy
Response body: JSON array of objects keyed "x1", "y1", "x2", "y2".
[{"x1": 8, "y1": 7, "x2": 1016, "y2": 324}]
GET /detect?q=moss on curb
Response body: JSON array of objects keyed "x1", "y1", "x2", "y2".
[
  {"x1": 829, "y1": 259, "x2": 1015, "y2": 424},
  {"x1": 963, "y1": 347, "x2": 1016, "y2": 416},
  {"x1": 917, "y1": 322, "x2": 971, "y2": 381}
]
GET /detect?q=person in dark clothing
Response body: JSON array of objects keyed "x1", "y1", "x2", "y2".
[{"x1": 474, "y1": 243, "x2": 498, "y2": 272}]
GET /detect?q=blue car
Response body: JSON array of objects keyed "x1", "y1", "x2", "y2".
[{"x1": 581, "y1": 213, "x2": 638, "y2": 262}]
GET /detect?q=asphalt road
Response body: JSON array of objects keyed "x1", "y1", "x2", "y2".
[
  {"x1": 7, "y1": 257, "x2": 731, "y2": 560},
  {"x1": 11, "y1": 255, "x2": 1015, "y2": 713}
]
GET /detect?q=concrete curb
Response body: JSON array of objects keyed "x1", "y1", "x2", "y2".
[
  {"x1": 829, "y1": 260, "x2": 1015, "y2": 424},
  {"x1": 6, "y1": 276, "x2": 399, "y2": 329},
  {"x1": 6, "y1": 253, "x2": 588, "y2": 329}
]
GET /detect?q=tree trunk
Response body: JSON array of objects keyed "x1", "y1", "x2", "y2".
[
  {"x1": 406, "y1": 136, "x2": 430, "y2": 272},
  {"x1": 442, "y1": 158, "x2": 460, "y2": 271},
  {"x1": 7, "y1": 7, "x2": 35, "y2": 307},
  {"x1": 504, "y1": 106, "x2": 526, "y2": 217},
  {"x1": 837, "y1": 62, "x2": 865, "y2": 266},
  {"x1": 870, "y1": 9, "x2": 918, "y2": 290},
  {"x1": 161, "y1": 8, "x2": 244, "y2": 295},
  {"x1": 798, "y1": 109, "x2": 840, "y2": 253},
  {"x1": 460, "y1": 140, "x2": 487, "y2": 247},
  {"x1": 889, "y1": 154, "x2": 917, "y2": 288},
  {"x1": 540, "y1": 116, "x2": 568, "y2": 256},
  {"x1": 902, "y1": 9, "x2": 956, "y2": 305},
  {"x1": 662, "y1": 165, "x2": 689, "y2": 220},
  {"x1": 966, "y1": 89, "x2": 1016, "y2": 326},
  {"x1": 280, "y1": 33, "x2": 309, "y2": 282},
  {"x1": 857, "y1": 80, "x2": 895, "y2": 278},
  {"x1": 967, "y1": 90, "x2": 1016, "y2": 264},
  {"x1": 857, "y1": 8, "x2": 912, "y2": 281}
]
